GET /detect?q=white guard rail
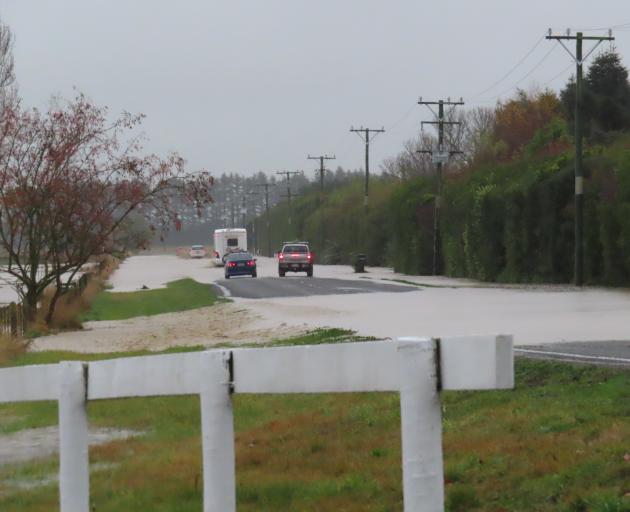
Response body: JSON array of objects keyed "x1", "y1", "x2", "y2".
[{"x1": 0, "y1": 334, "x2": 513, "y2": 512}]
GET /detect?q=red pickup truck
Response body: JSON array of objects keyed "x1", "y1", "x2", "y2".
[{"x1": 278, "y1": 243, "x2": 313, "y2": 277}]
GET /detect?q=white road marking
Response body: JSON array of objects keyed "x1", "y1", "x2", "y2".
[
  {"x1": 515, "y1": 348, "x2": 630, "y2": 364},
  {"x1": 214, "y1": 283, "x2": 232, "y2": 298}
]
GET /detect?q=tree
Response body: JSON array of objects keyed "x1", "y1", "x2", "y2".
[
  {"x1": 0, "y1": 94, "x2": 213, "y2": 324},
  {"x1": 0, "y1": 18, "x2": 16, "y2": 105},
  {"x1": 381, "y1": 132, "x2": 436, "y2": 181},
  {"x1": 460, "y1": 106, "x2": 496, "y2": 164},
  {"x1": 561, "y1": 49, "x2": 630, "y2": 139},
  {"x1": 493, "y1": 89, "x2": 561, "y2": 159}
]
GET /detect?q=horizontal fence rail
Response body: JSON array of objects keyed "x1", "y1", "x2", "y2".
[{"x1": 0, "y1": 334, "x2": 514, "y2": 512}]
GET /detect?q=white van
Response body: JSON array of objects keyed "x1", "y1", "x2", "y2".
[{"x1": 213, "y1": 228, "x2": 247, "y2": 266}]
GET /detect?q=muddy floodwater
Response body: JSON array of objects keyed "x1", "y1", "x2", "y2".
[{"x1": 31, "y1": 254, "x2": 630, "y2": 351}]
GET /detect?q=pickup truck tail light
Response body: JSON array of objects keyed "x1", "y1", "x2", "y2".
[
  {"x1": 279, "y1": 253, "x2": 284, "y2": 260},
  {"x1": 307, "y1": 253, "x2": 313, "y2": 261}
]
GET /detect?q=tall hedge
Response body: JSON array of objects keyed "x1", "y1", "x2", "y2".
[{"x1": 253, "y1": 135, "x2": 630, "y2": 285}]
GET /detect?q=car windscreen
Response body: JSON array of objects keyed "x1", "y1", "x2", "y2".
[
  {"x1": 191, "y1": 245, "x2": 204, "y2": 250},
  {"x1": 227, "y1": 253, "x2": 253, "y2": 261},
  {"x1": 283, "y1": 245, "x2": 307, "y2": 253}
]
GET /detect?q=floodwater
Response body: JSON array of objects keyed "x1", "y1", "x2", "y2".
[{"x1": 107, "y1": 253, "x2": 630, "y2": 346}]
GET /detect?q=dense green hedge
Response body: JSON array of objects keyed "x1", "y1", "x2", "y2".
[
  {"x1": 442, "y1": 139, "x2": 630, "y2": 284},
  {"x1": 252, "y1": 135, "x2": 630, "y2": 285}
]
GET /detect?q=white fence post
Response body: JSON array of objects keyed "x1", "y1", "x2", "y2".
[
  {"x1": 200, "y1": 350, "x2": 236, "y2": 512},
  {"x1": 398, "y1": 338, "x2": 444, "y2": 512},
  {"x1": 0, "y1": 335, "x2": 513, "y2": 511},
  {"x1": 58, "y1": 361, "x2": 90, "y2": 512}
]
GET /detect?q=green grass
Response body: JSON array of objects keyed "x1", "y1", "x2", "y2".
[
  {"x1": 83, "y1": 278, "x2": 219, "y2": 321},
  {"x1": 0, "y1": 335, "x2": 628, "y2": 511}
]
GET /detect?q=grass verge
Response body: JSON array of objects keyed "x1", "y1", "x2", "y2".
[
  {"x1": 83, "y1": 278, "x2": 219, "y2": 321},
  {"x1": 0, "y1": 333, "x2": 628, "y2": 511}
]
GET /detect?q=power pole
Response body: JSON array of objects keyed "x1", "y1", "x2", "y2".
[
  {"x1": 547, "y1": 29, "x2": 614, "y2": 287},
  {"x1": 350, "y1": 126, "x2": 385, "y2": 209},
  {"x1": 276, "y1": 170, "x2": 303, "y2": 228},
  {"x1": 256, "y1": 182, "x2": 275, "y2": 257},
  {"x1": 247, "y1": 191, "x2": 262, "y2": 254},
  {"x1": 307, "y1": 154, "x2": 336, "y2": 196},
  {"x1": 417, "y1": 97, "x2": 464, "y2": 276},
  {"x1": 241, "y1": 195, "x2": 247, "y2": 228}
]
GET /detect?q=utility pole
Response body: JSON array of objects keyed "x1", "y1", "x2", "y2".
[
  {"x1": 276, "y1": 170, "x2": 302, "y2": 228},
  {"x1": 417, "y1": 97, "x2": 464, "y2": 276},
  {"x1": 247, "y1": 191, "x2": 261, "y2": 254},
  {"x1": 350, "y1": 126, "x2": 385, "y2": 209},
  {"x1": 307, "y1": 154, "x2": 336, "y2": 196},
  {"x1": 256, "y1": 182, "x2": 275, "y2": 257},
  {"x1": 547, "y1": 29, "x2": 614, "y2": 287}
]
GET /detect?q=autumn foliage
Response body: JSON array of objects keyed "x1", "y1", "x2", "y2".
[
  {"x1": 493, "y1": 89, "x2": 562, "y2": 159},
  {"x1": 0, "y1": 94, "x2": 213, "y2": 323}
]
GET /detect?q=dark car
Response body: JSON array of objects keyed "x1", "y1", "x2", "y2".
[{"x1": 224, "y1": 252, "x2": 257, "y2": 279}]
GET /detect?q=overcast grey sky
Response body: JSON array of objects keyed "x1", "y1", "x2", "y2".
[{"x1": 2, "y1": 1, "x2": 630, "y2": 178}]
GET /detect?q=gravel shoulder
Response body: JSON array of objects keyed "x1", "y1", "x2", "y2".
[{"x1": 30, "y1": 301, "x2": 309, "y2": 353}]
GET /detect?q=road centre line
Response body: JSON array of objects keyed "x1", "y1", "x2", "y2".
[{"x1": 514, "y1": 348, "x2": 630, "y2": 364}]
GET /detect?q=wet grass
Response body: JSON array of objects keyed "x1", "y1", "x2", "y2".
[
  {"x1": 0, "y1": 334, "x2": 628, "y2": 511},
  {"x1": 82, "y1": 278, "x2": 219, "y2": 321}
]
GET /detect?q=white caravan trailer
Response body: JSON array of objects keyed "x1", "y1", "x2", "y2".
[{"x1": 213, "y1": 228, "x2": 247, "y2": 266}]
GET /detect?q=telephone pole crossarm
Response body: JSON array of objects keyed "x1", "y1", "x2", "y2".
[
  {"x1": 276, "y1": 170, "x2": 303, "y2": 230},
  {"x1": 307, "y1": 154, "x2": 336, "y2": 194}
]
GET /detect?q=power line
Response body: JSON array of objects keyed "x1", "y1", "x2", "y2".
[
  {"x1": 542, "y1": 62, "x2": 574, "y2": 87},
  {"x1": 386, "y1": 105, "x2": 417, "y2": 133},
  {"x1": 467, "y1": 35, "x2": 546, "y2": 100},
  {"x1": 477, "y1": 44, "x2": 558, "y2": 103}
]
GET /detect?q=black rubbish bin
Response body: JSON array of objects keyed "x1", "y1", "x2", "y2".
[{"x1": 354, "y1": 254, "x2": 368, "y2": 273}]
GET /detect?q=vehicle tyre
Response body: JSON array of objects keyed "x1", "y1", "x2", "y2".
[
  {"x1": 279, "y1": 269, "x2": 285, "y2": 277},
  {"x1": 225, "y1": 274, "x2": 230, "y2": 279},
  {"x1": 252, "y1": 271, "x2": 257, "y2": 278},
  {"x1": 306, "y1": 268, "x2": 313, "y2": 277}
]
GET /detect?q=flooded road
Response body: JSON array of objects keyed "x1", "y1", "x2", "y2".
[{"x1": 104, "y1": 254, "x2": 630, "y2": 347}]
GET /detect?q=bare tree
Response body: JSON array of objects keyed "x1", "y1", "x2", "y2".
[
  {"x1": 381, "y1": 132, "x2": 436, "y2": 181},
  {"x1": 0, "y1": 18, "x2": 16, "y2": 103}
]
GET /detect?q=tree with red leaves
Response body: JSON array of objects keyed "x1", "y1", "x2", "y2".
[{"x1": 0, "y1": 94, "x2": 213, "y2": 324}]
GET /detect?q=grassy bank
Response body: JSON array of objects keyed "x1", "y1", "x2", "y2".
[
  {"x1": 83, "y1": 278, "x2": 219, "y2": 321},
  {"x1": 0, "y1": 336, "x2": 628, "y2": 511}
]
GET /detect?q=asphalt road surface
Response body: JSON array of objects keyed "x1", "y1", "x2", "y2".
[
  {"x1": 214, "y1": 276, "x2": 417, "y2": 299},
  {"x1": 515, "y1": 341, "x2": 630, "y2": 368}
]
